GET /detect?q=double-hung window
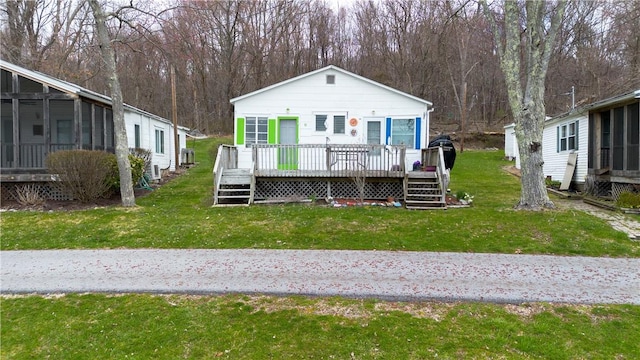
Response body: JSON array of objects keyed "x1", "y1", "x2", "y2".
[
  {"x1": 134, "y1": 124, "x2": 141, "y2": 148},
  {"x1": 558, "y1": 121, "x2": 578, "y2": 152},
  {"x1": 245, "y1": 116, "x2": 268, "y2": 146},
  {"x1": 391, "y1": 118, "x2": 415, "y2": 148},
  {"x1": 155, "y1": 129, "x2": 164, "y2": 154}
]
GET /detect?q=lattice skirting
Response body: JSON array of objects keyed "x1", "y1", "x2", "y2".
[
  {"x1": 1, "y1": 182, "x2": 71, "y2": 201},
  {"x1": 611, "y1": 182, "x2": 637, "y2": 200},
  {"x1": 254, "y1": 178, "x2": 404, "y2": 201}
]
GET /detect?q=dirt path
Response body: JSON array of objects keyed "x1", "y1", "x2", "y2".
[{"x1": 554, "y1": 199, "x2": 640, "y2": 240}]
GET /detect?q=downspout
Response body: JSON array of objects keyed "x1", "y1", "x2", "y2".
[{"x1": 426, "y1": 106, "x2": 435, "y2": 146}]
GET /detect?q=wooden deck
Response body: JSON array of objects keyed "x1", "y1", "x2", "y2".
[{"x1": 213, "y1": 144, "x2": 450, "y2": 209}]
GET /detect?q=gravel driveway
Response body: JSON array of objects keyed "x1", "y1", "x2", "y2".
[{"x1": 2, "y1": 249, "x2": 638, "y2": 304}]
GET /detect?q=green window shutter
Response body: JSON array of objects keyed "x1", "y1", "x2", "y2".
[
  {"x1": 236, "y1": 118, "x2": 245, "y2": 145},
  {"x1": 268, "y1": 118, "x2": 276, "y2": 144}
]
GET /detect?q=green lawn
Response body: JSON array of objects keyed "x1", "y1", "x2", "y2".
[
  {"x1": 2, "y1": 137, "x2": 640, "y2": 359},
  {"x1": 2, "y1": 294, "x2": 639, "y2": 359},
  {"x1": 1, "y1": 137, "x2": 638, "y2": 257}
]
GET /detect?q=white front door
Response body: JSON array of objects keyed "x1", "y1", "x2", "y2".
[{"x1": 365, "y1": 117, "x2": 383, "y2": 155}]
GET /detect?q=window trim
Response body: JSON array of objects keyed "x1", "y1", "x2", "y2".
[
  {"x1": 390, "y1": 118, "x2": 416, "y2": 148},
  {"x1": 314, "y1": 113, "x2": 347, "y2": 134},
  {"x1": 245, "y1": 115, "x2": 268, "y2": 147},
  {"x1": 155, "y1": 129, "x2": 165, "y2": 154},
  {"x1": 333, "y1": 115, "x2": 345, "y2": 134},
  {"x1": 557, "y1": 120, "x2": 578, "y2": 152}
]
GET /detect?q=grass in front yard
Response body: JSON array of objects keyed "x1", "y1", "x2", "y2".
[
  {"x1": 1, "y1": 137, "x2": 638, "y2": 257},
  {"x1": 2, "y1": 294, "x2": 639, "y2": 359}
]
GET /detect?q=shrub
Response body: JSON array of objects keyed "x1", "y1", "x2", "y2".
[
  {"x1": 105, "y1": 154, "x2": 146, "y2": 191},
  {"x1": 46, "y1": 150, "x2": 113, "y2": 202},
  {"x1": 15, "y1": 184, "x2": 45, "y2": 206},
  {"x1": 130, "y1": 147, "x2": 152, "y2": 174},
  {"x1": 616, "y1": 191, "x2": 640, "y2": 209},
  {"x1": 545, "y1": 178, "x2": 561, "y2": 188}
]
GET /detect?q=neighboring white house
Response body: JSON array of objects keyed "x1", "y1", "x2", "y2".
[
  {"x1": 124, "y1": 106, "x2": 189, "y2": 179},
  {"x1": 230, "y1": 65, "x2": 433, "y2": 170},
  {"x1": 542, "y1": 110, "x2": 589, "y2": 187},
  {"x1": 511, "y1": 90, "x2": 639, "y2": 192},
  {"x1": 0, "y1": 60, "x2": 188, "y2": 181},
  {"x1": 503, "y1": 123, "x2": 520, "y2": 169}
]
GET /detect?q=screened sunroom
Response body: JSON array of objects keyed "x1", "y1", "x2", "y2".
[{"x1": 1, "y1": 66, "x2": 115, "y2": 175}]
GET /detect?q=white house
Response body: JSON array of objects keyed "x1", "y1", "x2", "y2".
[
  {"x1": 216, "y1": 65, "x2": 446, "y2": 208},
  {"x1": 503, "y1": 123, "x2": 520, "y2": 169},
  {"x1": 123, "y1": 106, "x2": 189, "y2": 179},
  {"x1": 542, "y1": 110, "x2": 589, "y2": 187},
  {"x1": 0, "y1": 60, "x2": 189, "y2": 185},
  {"x1": 230, "y1": 65, "x2": 433, "y2": 171}
]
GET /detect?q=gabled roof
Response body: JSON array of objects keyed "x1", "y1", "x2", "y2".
[
  {"x1": 582, "y1": 89, "x2": 640, "y2": 111},
  {"x1": 1, "y1": 59, "x2": 111, "y2": 104},
  {"x1": 547, "y1": 89, "x2": 640, "y2": 124},
  {"x1": 230, "y1": 65, "x2": 432, "y2": 107},
  {"x1": 0, "y1": 60, "x2": 180, "y2": 128}
]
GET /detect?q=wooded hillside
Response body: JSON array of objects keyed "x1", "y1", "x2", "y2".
[{"x1": 2, "y1": 0, "x2": 638, "y2": 135}]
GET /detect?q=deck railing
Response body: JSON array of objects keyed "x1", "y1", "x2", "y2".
[
  {"x1": 251, "y1": 144, "x2": 406, "y2": 178},
  {"x1": 1, "y1": 143, "x2": 96, "y2": 170}
]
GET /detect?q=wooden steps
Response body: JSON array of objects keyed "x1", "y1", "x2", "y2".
[
  {"x1": 215, "y1": 169, "x2": 253, "y2": 205},
  {"x1": 404, "y1": 171, "x2": 446, "y2": 210}
]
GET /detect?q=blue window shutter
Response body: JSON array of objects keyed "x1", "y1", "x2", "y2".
[
  {"x1": 385, "y1": 117, "x2": 392, "y2": 145},
  {"x1": 575, "y1": 120, "x2": 579, "y2": 150},
  {"x1": 415, "y1": 117, "x2": 421, "y2": 149},
  {"x1": 556, "y1": 126, "x2": 559, "y2": 153}
]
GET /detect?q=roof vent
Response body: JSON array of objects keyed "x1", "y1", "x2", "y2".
[{"x1": 326, "y1": 74, "x2": 335, "y2": 85}]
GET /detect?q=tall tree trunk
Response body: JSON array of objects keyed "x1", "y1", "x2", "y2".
[
  {"x1": 88, "y1": 0, "x2": 135, "y2": 207},
  {"x1": 483, "y1": 0, "x2": 566, "y2": 210}
]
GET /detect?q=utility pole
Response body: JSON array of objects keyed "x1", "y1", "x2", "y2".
[{"x1": 171, "y1": 65, "x2": 179, "y2": 170}]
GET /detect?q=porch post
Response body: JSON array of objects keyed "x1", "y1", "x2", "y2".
[
  {"x1": 74, "y1": 98, "x2": 82, "y2": 149},
  {"x1": 11, "y1": 74, "x2": 19, "y2": 168},
  {"x1": 43, "y1": 85, "x2": 50, "y2": 159},
  {"x1": 11, "y1": 98, "x2": 19, "y2": 169}
]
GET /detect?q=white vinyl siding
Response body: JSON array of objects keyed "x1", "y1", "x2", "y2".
[{"x1": 543, "y1": 114, "x2": 588, "y2": 183}]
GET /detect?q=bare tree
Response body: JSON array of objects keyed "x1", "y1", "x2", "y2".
[
  {"x1": 87, "y1": 0, "x2": 135, "y2": 207},
  {"x1": 482, "y1": 0, "x2": 566, "y2": 210}
]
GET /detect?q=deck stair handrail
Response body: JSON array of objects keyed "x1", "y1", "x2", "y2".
[
  {"x1": 421, "y1": 146, "x2": 451, "y2": 203},
  {"x1": 213, "y1": 144, "x2": 238, "y2": 205}
]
